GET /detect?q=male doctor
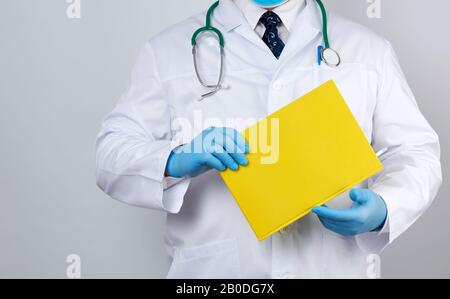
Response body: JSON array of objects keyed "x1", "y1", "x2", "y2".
[{"x1": 96, "y1": 0, "x2": 442, "y2": 278}]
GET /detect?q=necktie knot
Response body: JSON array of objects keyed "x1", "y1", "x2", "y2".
[{"x1": 259, "y1": 11, "x2": 282, "y2": 29}]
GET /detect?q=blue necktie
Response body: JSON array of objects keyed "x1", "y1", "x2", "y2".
[{"x1": 259, "y1": 11, "x2": 285, "y2": 59}]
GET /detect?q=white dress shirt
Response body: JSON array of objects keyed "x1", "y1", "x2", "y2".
[{"x1": 233, "y1": 0, "x2": 306, "y2": 44}]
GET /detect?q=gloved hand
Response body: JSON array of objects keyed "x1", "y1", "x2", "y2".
[
  {"x1": 312, "y1": 189, "x2": 387, "y2": 236},
  {"x1": 166, "y1": 127, "x2": 250, "y2": 178}
]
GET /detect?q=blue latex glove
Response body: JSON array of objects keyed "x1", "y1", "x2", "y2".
[
  {"x1": 166, "y1": 127, "x2": 250, "y2": 178},
  {"x1": 312, "y1": 189, "x2": 388, "y2": 236}
]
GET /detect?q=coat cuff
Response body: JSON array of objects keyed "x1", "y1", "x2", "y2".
[
  {"x1": 355, "y1": 218, "x2": 390, "y2": 254},
  {"x1": 355, "y1": 184, "x2": 412, "y2": 254},
  {"x1": 160, "y1": 141, "x2": 191, "y2": 214},
  {"x1": 162, "y1": 178, "x2": 191, "y2": 214},
  {"x1": 97, "y1": 140, "x2": 191, "y2": 214}
]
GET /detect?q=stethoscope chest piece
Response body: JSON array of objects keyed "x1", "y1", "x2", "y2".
[{"x1": 321, "y1": 47, "x2": 341, "y2": 68}]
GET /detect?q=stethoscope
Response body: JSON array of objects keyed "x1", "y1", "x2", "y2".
[{"x1": 192, "y1": 0, "x2": 341, "y2": 100}]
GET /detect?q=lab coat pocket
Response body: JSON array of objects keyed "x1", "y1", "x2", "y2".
[
  {"x1": 167, "y1": 238, "x2": 241, "y2": 279},
  {"x1": 322, "y1": 230, "x2": 367, "y2": 278}
]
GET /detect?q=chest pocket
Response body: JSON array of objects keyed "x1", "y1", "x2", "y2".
[
  {"x1": 298, "y1": 62, "x2": 377, "y2": 140},
  {"x1": 167, "y1": 238, "x2": 241, "y2": 279}
]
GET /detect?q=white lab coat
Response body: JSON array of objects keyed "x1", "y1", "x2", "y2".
[{"x1": 96, "y1": 0, "x2": 442, "y2": 278}]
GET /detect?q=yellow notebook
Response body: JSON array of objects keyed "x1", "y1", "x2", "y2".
[{"x1": 221, "y1": 80, "x2": 383, "y2": 241}]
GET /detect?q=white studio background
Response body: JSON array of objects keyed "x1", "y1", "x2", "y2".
[{"x1": 0, "y1": 0, "x2": 449, "y2": 278}]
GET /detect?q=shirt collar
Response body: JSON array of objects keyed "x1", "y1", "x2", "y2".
[{"x1": 233, "y1": 0, "x2": 306, "y2": 31}]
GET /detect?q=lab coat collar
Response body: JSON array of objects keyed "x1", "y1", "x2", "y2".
[
  {"x1": 214, "y1": 0, "x2": 323, "y2": 62},
  {"x1": 215, "y1": 0, "x2": 276, "y2": 56},
  {"x1": 215, "y1": 0, "x2": 246, "y2": 33},
  {"x1": 272, "y1": 0, "x2": 307, "y2": 32},
  {"x1": 278, "y1": 0, "x2": 322, "y2": 61},
  {"x1": 232, "y1": 0, "x2": 266, "y2": 32},
  {"x1": 297, "y1": 0, "x2": 322, "y2": 32},
  {"x1": 215, "y1": 0, "x2": 321, "y2": 33}
]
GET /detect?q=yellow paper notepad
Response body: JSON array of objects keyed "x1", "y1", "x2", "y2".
[{"x1": 220, "y1": 80, "x2": 383, "y2": 241}]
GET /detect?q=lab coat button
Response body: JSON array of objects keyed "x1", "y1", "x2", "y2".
[{"x1": 272, "y1": 80, "x2": 283, "y2": 90}]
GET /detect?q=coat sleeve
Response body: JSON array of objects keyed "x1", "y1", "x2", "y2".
[
  {"x1": 95, "y1": 42, "x2": 190, "y2": 213},
  {"x1": 355, "y1": 41, "x2": 442, "y2": 253}
]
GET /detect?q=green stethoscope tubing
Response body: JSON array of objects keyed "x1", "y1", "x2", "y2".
[
  {"x1": 191, "y1": 0, "x2": 337, "y2": 100},
  {"x1": 314, "y1": 0, "x2": 330, "y2": 49},
  {"x1": 191, "y1": 1, "x2": 225, "y2": 48}
]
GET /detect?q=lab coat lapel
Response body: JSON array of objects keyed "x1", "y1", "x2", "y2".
[
  {"x1": 215, "y1": 0, "x2": 278, "y2": 62},
  {"x1": 278, "y1": 0, "x2": 321, "y2": 64}
]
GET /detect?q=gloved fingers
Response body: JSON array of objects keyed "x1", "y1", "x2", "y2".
[
  {"x1": 318, "y1": 217, "x2": 346, "y2": 235},
  {"x1": 349, "y1": 188, "x2": 372, "y2": 204},
  {"x1": 206, "y1": 143, "x2": 239, "y2": 171},
  {"x1": 216, "y1": 133, "x2": 249, "y2": 166},
  {"x1": 319, "y1": 217, "x2": 356, "y2": 229},
  {"x1": 312, "y1": 206, "x2": 358, "y2": 222},
  {"x1": 223, "y1": 128, "x2": 250, "y2": 154},
  {"x1": 201, "y1": 153, "x2": 226, "y2": 172},
  {"x1": 207, "y1": 129, "x2": 247, "y2": 168},
  {"x1": 319, "y1": 217, "x2": 360, "y2": 236}
]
